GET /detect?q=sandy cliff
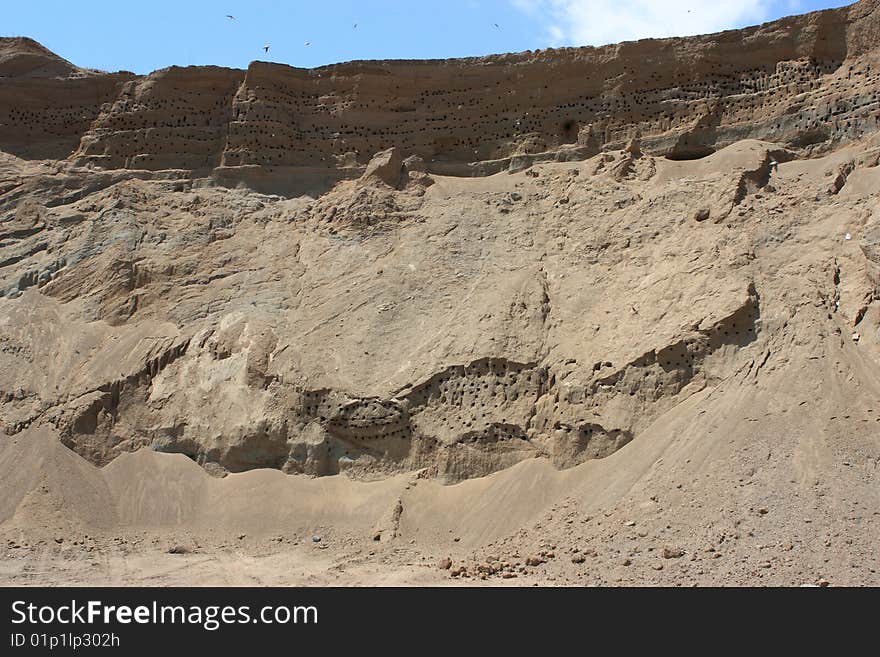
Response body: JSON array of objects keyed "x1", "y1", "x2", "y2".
[{"x1": 1, "y1": 1, "x2": 879, "y2": 585}]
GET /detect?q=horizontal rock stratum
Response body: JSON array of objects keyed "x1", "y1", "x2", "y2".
[{"x1": 0, "y1": 1, "x2": 879, "y2": 586}]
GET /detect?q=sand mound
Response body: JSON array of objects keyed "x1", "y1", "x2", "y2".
[{"x1": 0, "y1": 428, "x2": 115, "y2": 531}]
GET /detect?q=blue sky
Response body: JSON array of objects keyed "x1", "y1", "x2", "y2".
[{"x1": 3, "y1": 0, "x2": 855, "y2": 73}]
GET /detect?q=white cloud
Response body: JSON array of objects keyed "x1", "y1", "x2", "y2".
[{"x1": 511, "y1": 0, "x2": 778, "y2": 47}]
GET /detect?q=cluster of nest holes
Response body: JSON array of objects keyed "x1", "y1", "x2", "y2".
[
  {"x1": 407, "y1": 359, "x2": 542, "y2": 407},
  {"x1": 657, "y1": 340, "x2": 703, "y2": 371},
  {"x1": 299, "y1": 392, "x2": 412, "y2": 449},
  {"x1": 406, "y1": 359, "x2": 545, "y2": 435},
  {"x1": 325, "y1": 419, "x2": 411, "y2": 443},
  {"x1": 457, "y1": 423, "x2": 528, "y2": 444},
  {"x1": 300, "y1": 389, "x2": 344, "y2": 423},
  {"x1": 656, "y1": 302, "x2": 758, "y2": 370}
]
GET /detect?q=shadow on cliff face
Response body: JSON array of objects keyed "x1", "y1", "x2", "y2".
[
  {"x1": 664, "y1": 146, "x2": 716, "y2": 161},
  {"x1": 0, "y1": 138, "x2": 81, "y2": 162},
  {"x1": 210, "y1": 166, "x2": 357, "y2": 199}
]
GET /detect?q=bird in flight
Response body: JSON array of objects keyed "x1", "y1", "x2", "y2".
[
  {"x1": 304, "y1": 41, "x2": 311, "y2": 46},
  {"x1": 263, "y1": 44, "x2": 270, "y2": 53},
  {"x1": 353, "y1": 23, "x2": 358, "y2": 29},
  {"x1": 226, "y1": 14, "x2": 235, "y2": 20},
  {"x1": 494, "y1": 23, "x2": 500, "y2": 28}
]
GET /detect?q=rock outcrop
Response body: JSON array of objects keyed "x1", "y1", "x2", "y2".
[{"x1": 1, "y1": 1, "x2": 880, "y2": 487}]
